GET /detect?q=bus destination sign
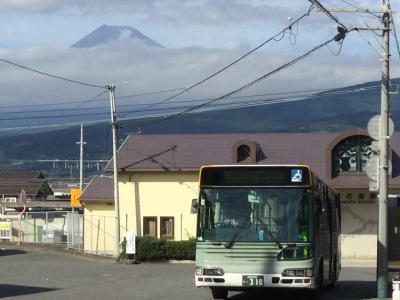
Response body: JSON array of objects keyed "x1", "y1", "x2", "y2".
[{"x1": 200, "y1": 166, "x2": 310, "y2": 186}]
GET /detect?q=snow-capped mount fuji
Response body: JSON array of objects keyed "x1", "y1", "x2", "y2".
[{"x1": 71, "y1": 24, "x2": 164, "y2": 48}]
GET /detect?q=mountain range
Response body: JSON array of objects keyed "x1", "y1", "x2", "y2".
[{"x1": 0, "y1": 78, "x2": 398, "y2": 165}]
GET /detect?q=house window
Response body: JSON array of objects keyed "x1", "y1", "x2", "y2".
[
  {"x1": 332, "y1": 135, "x2": 373, "y2": 177},
  {"x1": 143, "y1": 217, "x2": 157, "y2": 237},
  {"x1": 237, "y1": 145, "x2": 251, "y2": 162},
  {"x1": 5, "y1": 197, "x2": 17, "y2": 203},
  {"x1": 160, "y1": 217, "x2": 174, "y2": 239}
]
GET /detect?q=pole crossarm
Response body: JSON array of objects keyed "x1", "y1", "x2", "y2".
[{"x1": 318, "y1": 8, "x2": 385, "y2": 13}]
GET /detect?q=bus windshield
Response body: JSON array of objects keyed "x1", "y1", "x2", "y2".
[{"x1": 197, "y1": 188, "x2": 314, "y2": 243}]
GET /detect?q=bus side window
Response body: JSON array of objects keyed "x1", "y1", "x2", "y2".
[
  {"x1": 315, "y1": 188, "x2": 322, "y2": 214},
  {"x1": 335, "y1": 194, "x2": 342, "y2": 232}
]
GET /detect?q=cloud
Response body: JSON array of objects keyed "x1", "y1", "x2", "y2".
[
  {"x1": 0, "y1": 42, "x2": 386, "y2": 107},
  {"x1": 0, "y1": 0, "x2": 311, "y2": 25}
]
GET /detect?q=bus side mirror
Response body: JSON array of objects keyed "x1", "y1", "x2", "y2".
[{"x1": 191, "y1": 199, "x2": 198, "y2": 214}]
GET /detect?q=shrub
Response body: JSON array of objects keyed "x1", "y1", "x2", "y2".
[
  {"x1": 166, "y1": 239, "x2": 195, "y2": 260},
  {"x1": 119, "y1": 237, "x2": 196, "y2": 262},
  {"x1": 136, "y1": 237, "x2": 168, "y2": 261}
]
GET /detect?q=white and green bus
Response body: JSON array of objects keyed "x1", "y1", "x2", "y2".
[{"x1": 194, "y1": 165, "x2": 341, "y2": 299}]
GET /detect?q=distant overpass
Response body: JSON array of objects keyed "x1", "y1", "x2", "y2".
[{"x1": 36, "y1": 159, "x2": 109, "y2": 171}]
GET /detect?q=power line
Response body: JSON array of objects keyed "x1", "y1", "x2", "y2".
[
  {"x1": 74, "y1": 90, "x2": 108, "y2": 109},
  {"x1": 0, "y1": 88, "x2": 334, "y2": 115},
  {"x1": 309, "y1": 0, "x2": 349, "y2": 30},
  {"x1": 339, "y1": 0, "x2": 381, "y2": 18},
  {"x1": 123, "y1": 4, "x2": 316, "y2": 118},
  {"x1": 127, "y1": 33, "x2": 348, "y2": 128},
  {"x1": 0, "y1": 57, "x2": 106, "y2": 89},
  {"x1": 0, "y1": 82, "x2": 381, "y2": 125},
  {"x1": 0, "y1": 87, "x2": 186, "y2": 110},
  {"x1": 0, "y1": 81, "x2": 387, "y2": 132},
  {"x1": 388, "y1": 0, "x2": 400, "y2": 59}
]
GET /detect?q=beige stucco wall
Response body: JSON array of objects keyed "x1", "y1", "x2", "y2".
[
  {"x1": 119, "y1": 171, "x2": 198, "y2": 241},
  {"x1": 84, "y1": 204, "x2": 116, "y2": 255},
  {"x1": 82, "y1": 171, "x2": 198, "y2": 254}
]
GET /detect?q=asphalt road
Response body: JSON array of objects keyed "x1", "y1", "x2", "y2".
[{"x1": 0, "y1": 243, "x2": 378, "y2": 300}]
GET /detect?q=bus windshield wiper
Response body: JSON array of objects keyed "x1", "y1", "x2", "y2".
[
  {"x1": 251, "y1": 213, "x2": 283, "y2": 249},
  {"x1": 224, "y1": 218, "x2": 249, "y2": 249},
  {"x1": 269, "y1": 230, "x2": 283, "y2": 249}
]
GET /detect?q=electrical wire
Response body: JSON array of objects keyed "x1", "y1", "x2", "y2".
[
  {"x1": 388, "y1": 1, "x2": 400, "y2": 59},
  {"x1": 339, "y1": 0, "x2": 381, "y2": 18},
  {"x1": 0, "y1": 57, "x2": 106, "y2": 89},
  {"x1": 0, "y1": 81, "x2": 387, "y2": 132},
  {"x1": 128, "y1": 34, "x2": 346, "y2": 128},
  {"x1": 354, "y1": 28, "x2": 383, "y2": 57},
  {"x1": 0, "y1": 87, "x2": 186, "y2": 110},
  {"x1": 74, "y1": 90, "x2": 108, "y2": 109},
  {"x1": 123, "y1": 4, "x2": 316, "y2": 118},
  {"x1": 0, "y1": 86, "x2": 352, "y2": 115},
  {"x1": 309, "y1": 0, "x2": 348, "y2": 30},
  {"x1": 328, "y1": 39, "x2": 344, "y2": 55},
  {"x1": 0, "y1": 82, "x2": 381, "y2": 124}
]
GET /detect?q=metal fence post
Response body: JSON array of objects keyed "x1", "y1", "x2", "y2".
[
  {"x1": 90, "y1": 215, "x2": 93, "y2": 253},
  {"x1": 45, "y1": 211, "x2": 48, "y2": 244},
  {"x1": 78, "y1": 213, "x2": 81, "y2": 250}
]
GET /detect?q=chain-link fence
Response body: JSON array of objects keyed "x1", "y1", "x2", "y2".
[
  {"x1": 3, "y1": 211, "x2": 69, "y2": 245},
  {"x1": 1, "y1": 211, "x2": 121, "y2": 257},
  {"x1": 67, "y1": 212, "x2": 83, "y2": 250}
]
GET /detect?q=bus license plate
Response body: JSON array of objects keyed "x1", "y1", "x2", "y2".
[{"x1": 242, "y1": 275, "x2": 264, "y2": 287}]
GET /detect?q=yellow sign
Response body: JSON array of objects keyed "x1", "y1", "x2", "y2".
[
  {"x1": 0, "y1": 222, "x2": 11, "y2": 231},
  {"x1": 71, "y1": 189, "x2": 82, "y2": 207}
]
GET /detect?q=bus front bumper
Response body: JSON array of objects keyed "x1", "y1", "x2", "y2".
[{"x1": 195, "y1": 273, "x2": 315, "y2": 289}]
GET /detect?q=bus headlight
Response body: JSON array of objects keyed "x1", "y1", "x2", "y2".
[
  {"x1": 195, "y1": 267, "x2": 203, "y2": 276},
  {"x1": 196, "y1": 267, "x2": 225, "y2": 276},
  {"x1": 282, "y1": 269, "x2": 313, "y2": 277},
  {"x1": 277, "y1": 246, "x2": 312, "y2": 261}
]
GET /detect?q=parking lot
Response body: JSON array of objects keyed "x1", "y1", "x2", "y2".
[{"x1": 0, "y1": 243, "x2": 378, "y2": 300}]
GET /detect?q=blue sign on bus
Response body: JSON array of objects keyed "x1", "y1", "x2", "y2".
[{"x1": 291, "y1": 169, "x2": 303, "y2": 183}]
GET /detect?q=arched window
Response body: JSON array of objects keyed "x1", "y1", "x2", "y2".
[
  {"x1": 232, "y1": 140, "x2": 260, "y2": 164},
  {"x1": 237, "y1": 145, "x2": 251, "y2": 162},
  {"x1": 332, "y1": 135, "x2": 374, "y2": 177}
]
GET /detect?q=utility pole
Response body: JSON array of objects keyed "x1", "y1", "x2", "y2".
[
  {"x1": 314, "y1": 0, "x2": 392, "y2": 297},
  {"x1": 106, "y1": 84, "x2": 120, "y2": 257},
  {"x1": 76, "y1": 124, "x2": 87, "y2": 191},
  {"x1": 377, "y1": 1, "x2": 390, "y2": 298}
]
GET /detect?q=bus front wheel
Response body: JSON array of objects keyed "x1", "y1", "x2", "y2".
[{"x1": 211, "y1": 288, "x2": 228, "y2": 299}]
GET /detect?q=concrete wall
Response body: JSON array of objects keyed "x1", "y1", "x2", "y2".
[{"x1": 339, "y1": 188, "x2": 400, "y2": 263}]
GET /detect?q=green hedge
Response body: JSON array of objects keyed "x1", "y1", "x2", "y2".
[
  {"x1": 119, "y1": 237, "x2": 195, "y2": 262},
  {"x1": 166, "y1": 240, "x2": 195, "y2": 260}
]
